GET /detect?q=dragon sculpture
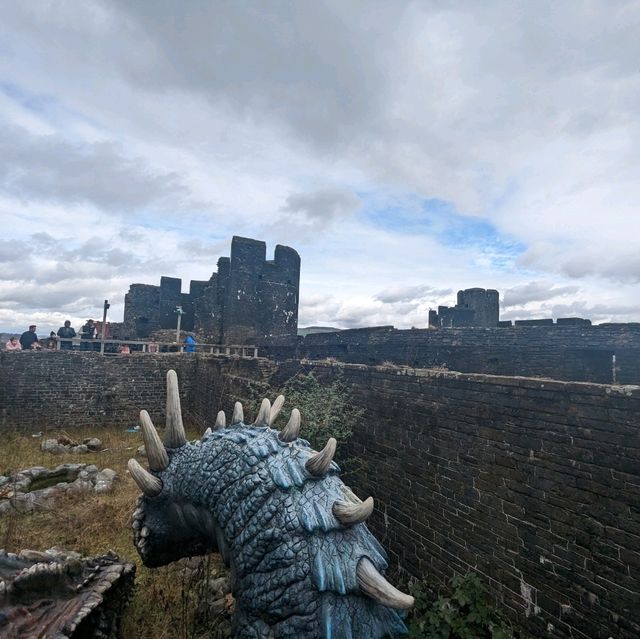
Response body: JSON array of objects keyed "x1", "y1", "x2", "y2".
[
  {"x1": 129, "y1": 370, "x2": 413, "y2": 638},
  {"x1": 0, "y1": 547, "x2": 134, "y2": 638}
]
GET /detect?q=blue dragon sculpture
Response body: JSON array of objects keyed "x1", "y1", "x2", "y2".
[{"x1": 129, "y1": 370, "x2": 413, "y2": 638}]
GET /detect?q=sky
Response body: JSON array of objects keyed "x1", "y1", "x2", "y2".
[{"x1": 1, "y1": 1, "x2": 639, "y2": 335}]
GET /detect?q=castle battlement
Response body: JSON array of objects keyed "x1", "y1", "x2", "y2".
[{"x1": 123, "y1": 236, "x2": 300, "y2": 343}]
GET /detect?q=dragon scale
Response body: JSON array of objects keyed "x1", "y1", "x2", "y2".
[{"x1": 129, "y1": 370, "x2": 413, "y2": 638}]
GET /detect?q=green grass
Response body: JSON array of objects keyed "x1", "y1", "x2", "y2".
[{"x1": 0, "y1": 424, "x2": 229, "y2": 639}]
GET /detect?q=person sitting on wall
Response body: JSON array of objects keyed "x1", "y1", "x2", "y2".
[
  {"x1": 4, "y1": 336, "x2": 22, "y2": 351},
  {"x1": 118, "y1": 343, "x2": 131, "y2": 355},
  {"x1": 183, "y1": 333, "x2": 197, "y2": 353},
  {"x1": 19, "y1": 325, "x2": 39, "y2": 351},
  {"x1": 57, "y1": 320, "x2": 76, "y2": 350},
  {"x1": 44, "y1": 331, "x2": 58, "y2": 350},
  {"x1": 147, "y1": 340, "x2": 159, "y2": 353},
  {"x1": 81, "y1": 319, "x2": 96, "y2": 351}
]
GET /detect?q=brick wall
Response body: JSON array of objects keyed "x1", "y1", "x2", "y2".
[
  {"x1": 192, "y1": 358, "x2": 640, "y2": 639},
  {"x1": 2, "y1": 352, "x2": 638, "y2": 638},
  {"x1": 0, "y1": 351, "x2": 196, "y2": 430},
  {"x1": 260, "y1": 324, "x2": 640, "y2": 384}
]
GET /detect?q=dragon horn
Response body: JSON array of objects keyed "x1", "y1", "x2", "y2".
[
  {"x1": 214, "y1": 410, "x2": 226, "y2": 430},
  {"x1": 231, "y1": 402, "x2": 244, "y2": 425},
  {"x1": 128, "y1": 459, "x2": 162, "y2": 497},
  {"x1": 333, "y1": 496, "x2": 374, "y2": 526},
  {"x1": 306, "y1": 438, "x2": 336, "y2": 476},
  {"x1": 279, "y1": 408, "x2": 301, "y2": 442},
  {"x1": 140, "y1": 410, "x2": 169, "y2": 471},
  {"x1": 164, "y1": 370, "x2": 186, "y2": 448},
  {"x1": 356, "y1": 557, "x2": 414, "y2": 610},
  {"x1": 254, "y1": 398, "x2": 271, "y2": 427},
  {"x1": 269, "y1": 395, "x2": 285, "y2": 425}
]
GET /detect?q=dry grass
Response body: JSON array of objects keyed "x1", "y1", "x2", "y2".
[{"x1": 0, "y1": 424, "x2": 229, "y2": 639}]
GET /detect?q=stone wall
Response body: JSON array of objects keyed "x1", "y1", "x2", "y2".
[
  {"x1": 123, "y1": 236, "x2": 300, "y2": 344},
  {"x1": 192, "y1": 358, "x2": 640, "y2": 639},
  {"x1": 0, "y1": 351, "x2": 196, "y2": 430},
  {"x1": 2, "y1": 352, "x2": 638, "y2": 638},
  {"x1": 260, "y1": 323, "x2": 640, "y2": 384}
]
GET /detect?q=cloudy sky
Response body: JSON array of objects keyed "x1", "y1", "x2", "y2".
[{"x1": 1, "y1": 1, "x2": 639, "y2": 335}]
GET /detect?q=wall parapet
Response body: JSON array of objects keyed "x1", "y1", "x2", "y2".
[{"x1": 259, "y1": 323, "x2": 640, "y2": 384}]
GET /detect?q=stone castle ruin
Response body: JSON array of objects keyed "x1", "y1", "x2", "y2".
[
  {"x1": 428, "y1": 287, "x2": 500, "y2": 327},
  {"x1": 123, "y1": 236, "x2": 300, "y2": 344}
]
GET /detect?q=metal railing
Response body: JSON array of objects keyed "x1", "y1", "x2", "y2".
[{"x1": 54, "y1": 338, "x2": 258, "y2": 357}]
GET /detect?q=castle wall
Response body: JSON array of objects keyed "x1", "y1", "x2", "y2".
[
  {"x1": 1, "y1": 353, "x2": 638, "y2": 638},
  {"x1": 223, "y1": 237, "x2": 267, "y2": 344},
  {"x1": 158, "y1": 276, "x2": 184, "y2": 330},
  {"x1": 123, "y1": 284, "x2": 161, "y2": 338},
  {"x1": 0, "y1": 351, "x2": 195, "y2": 429},
  {"x1": 259, "y1": 324, "x2": 640, "y2": 384},
  {"x1": 122, "y1": 237, "x2": 300, "y2": 344},
  {"x1": 193, "y1": 358, "x2": 640, "y2": 639},
  {"x1": 430, "y1": 287, "x2": 500, "y2": 327}
]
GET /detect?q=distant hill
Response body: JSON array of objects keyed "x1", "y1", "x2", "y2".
[{"x1": 297, "y1": 326, "x2": 341, "y2": 336}]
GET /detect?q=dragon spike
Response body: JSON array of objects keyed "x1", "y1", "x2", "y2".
[
  {"x1": 203, "y1": 427, "x2": 212, "y2": 436},
  {"x1": 269, "y1": 395, "x2": 285, "y2": 426},
  {"x1": 231, "y1": 402, "x2": 244, "y2": 425},
  {"x1": 139, "y1": 410, "x2": 169, "y2": 471},
  {"x1": 305, "y1": 437, "x2": 337, "y2": 476},
  {"x1": 356, "y1": 557, "x2": 415, "y2": 610},
  {"x1": 278, "y1": 408, "x2": 301, "y2": 442},
  {"x1": 333, "y1": 496, "x2": 374, "y2": 526},
  {"x1": 164, "y1": 370, "x2": 187, "y2": 448},
  {"x1": 128, "y1": 458, "x2": 163, "y2": 497},
  {"x1": 254, "y1": 398, "x2": 271, "y2": 427},
  {"x1": 214, "y1": 410, "x2": 226, "y2": 430}
]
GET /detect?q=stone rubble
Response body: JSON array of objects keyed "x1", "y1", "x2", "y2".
[
  {"x1": 0, "y1": 463, "x2": 117, "y2": 515},
  {"x1": 40, "y1": 437, "x2": 103, "y2": 455}
]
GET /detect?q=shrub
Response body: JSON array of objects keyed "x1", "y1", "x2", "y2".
[
  {"x1": 408, "y1": 573, "x2": 514, "y2": 639},
  {"x1": 277, "y1": 372, "x2": 362, "y2": 450}
]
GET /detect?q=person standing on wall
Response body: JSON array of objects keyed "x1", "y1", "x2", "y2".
[
  {"x1": 19, "y1": 325, "x2": 39, "y2": 350},
  {"x1": 183, "y1": 333, "x2": 197, "y2": 353},
  {"x1": 81, "y1": 319, "x2": 96, "y2": 351},
  {"x1": 57, "y1": 320, "x2": 76, "y2": 350}
]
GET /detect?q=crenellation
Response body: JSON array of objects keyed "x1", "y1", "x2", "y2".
[
  {"x1": 123, "y1": 236, "x2": 300, "y2": 343},
  {"x1": 430, "y1": 287, "x2": 500, "y2": 327}
]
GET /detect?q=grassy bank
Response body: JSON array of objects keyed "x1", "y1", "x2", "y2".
[{"x1": 0, "y1": 424, "x2": 228, "y2": 639}]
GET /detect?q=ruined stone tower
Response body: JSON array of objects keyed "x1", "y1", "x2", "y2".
[
  {"x1": 123, "y1": 237, "x2": 300, "y2": 343},
  {"x1": 428, "y1": 287, "x2": 499, "y2": 327}
]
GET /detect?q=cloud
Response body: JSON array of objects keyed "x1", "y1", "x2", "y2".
[
  {"x1": 503, "y1": 281, "x2": 580, "y2": 308},
  {"x1": 282, "y1": 188, "x2": 360, "y2": 223},
  {"x1": 0, "y1": 124, "x2": 192, "y2": 213},
  {"x1": 375, "y1": 285, "x2": 453, "y2": 304},
  {"x1": 0, "y1": 2, "x2": 639, "y2": 331}
]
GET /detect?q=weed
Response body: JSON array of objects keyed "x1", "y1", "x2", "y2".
[
  {"x1": 0, "y1": 425, "x2": 230, "y2": 639},
  {"x1": 408, "y1": 573, "x2": 515, "y2": 639}
]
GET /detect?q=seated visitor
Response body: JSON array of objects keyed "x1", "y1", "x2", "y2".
[
  {"x1": 4, "y1": 336, "x2": 21, "y2": 351},
  {"x1": 44, "y1": 331, "x2": 58, "y2": 350},
  {"x1": 118, "y1": 344, "x2": 131, "y2": 355},
  {"x1": 147, "y1": 340, "x2": 159, "y2": 353}
]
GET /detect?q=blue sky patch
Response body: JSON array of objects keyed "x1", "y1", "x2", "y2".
[{"x1": 361, "y1": 192, "x2": 526, "y2": 270}]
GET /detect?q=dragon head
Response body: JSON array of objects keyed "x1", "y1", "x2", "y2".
[{"x1": 128, "y1": 370, "x2": 414, "y2": 638}]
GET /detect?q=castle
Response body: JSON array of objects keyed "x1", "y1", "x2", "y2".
[
  {"x1": 428, "y1": 287, "x2": 500, "y2": 327},
  {"x1": 123, "y1": 236, "x2": 300, "y2": 343}
]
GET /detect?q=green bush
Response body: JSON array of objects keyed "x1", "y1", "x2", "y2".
[
  {"x1": 408, "y1": 573, "x2": 514, "y2": 639},
  {"x1": 277, "y1": 372, "x2": 362, "y2": 450}
]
